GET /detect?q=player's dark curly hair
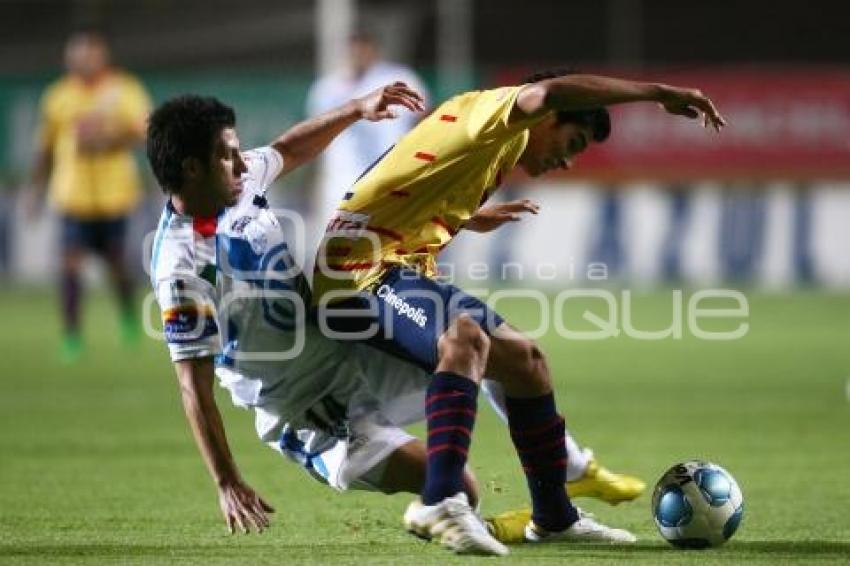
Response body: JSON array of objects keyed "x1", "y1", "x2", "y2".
[
  {"x1": 523, "y1": 69, "x2": 611, "y2": 143},
  {"x1": 146, "y1": 95, "x2": 236, "y2": 194}
]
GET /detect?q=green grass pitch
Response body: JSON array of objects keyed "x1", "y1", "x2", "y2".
[{"x1": 0, "y1": 287, "x2": 848, "y2": 564}]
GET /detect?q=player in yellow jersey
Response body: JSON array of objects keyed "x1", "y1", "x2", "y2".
[
  {"x1": 314, "y1": 70, "x2": 725, "y2": 554},
  {"x1": 29, "y1": 32, "x2": 151, "y2": 362}
]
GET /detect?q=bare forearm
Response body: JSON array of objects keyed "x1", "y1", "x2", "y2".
[
  {"x1": 521, "y1": 75, "x2": 663, "y2": 116},
  {"x1": 175, "y1": 359, "x2": 241, "y2": 487},
  {"x1": 515, "y1": 74, "x2": 725, "y2": 131},
  {"x1": 272, "y1": 82, "x2": 425, "y2": 176},
  {"x1": 272, "y1": 100, "x2": 361, "y2": 175}
]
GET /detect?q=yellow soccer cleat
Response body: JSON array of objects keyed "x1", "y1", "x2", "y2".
[
  {"x1": 486, "y1": 508, "x2": 533, "y2": 545},
  {"x1": 566, "y1": 458, "x2": 646, "y2": 505},
  {"x1": 486, "y1": 506, "x2": 638, "y2": 545},
  {"x1": 485, "y1": 458, "x2": 645, "y2": 544}
]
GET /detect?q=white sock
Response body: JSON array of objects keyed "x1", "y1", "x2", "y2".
[
  {"x1": 564, "y1": 432, "x2": 590, "y2": 481},
  {"x1": 481, "y1": 379, "x2": 590, "y2": 481}
]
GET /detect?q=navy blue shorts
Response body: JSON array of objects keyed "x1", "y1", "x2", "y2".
[
  {"x1": 318, "y1": 267, "x2": 504, "y2": 372},
  {"x1": 61, "y1": 216, "x2": 128, "y2": 256}
]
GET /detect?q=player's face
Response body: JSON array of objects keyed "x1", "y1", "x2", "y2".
[
  {"x1": 520, "y1": 117, "x2": 596, "y2": 177},
  {"x1": 350, "y1": 38, "x2": 378, "y2": 76},
  {"x1": 181, "y1": 128, "x2": 247, "y2": 216},
  {"x1": 203, "y1": 127, "x2": 248, "y2": 210},
  {"x1": 64, "y1": 36, "x2": 109, "y2": 80}
]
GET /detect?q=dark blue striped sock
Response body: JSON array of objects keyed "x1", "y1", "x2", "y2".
[
  {"x1": 506, "y1": 393, "x2": 579, "y2": 531},
  {"x1": 422, "y1": 372, "x2": 478, "y2": 506}
]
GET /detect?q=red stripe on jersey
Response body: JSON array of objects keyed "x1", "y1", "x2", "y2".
[
  {"x1": 367, "y1": 225, "x2": 405, "y2": 241},
  {"x1": 316, "y1": 262, "x2": 376, "y2": 272},
  {"x1": 439, "y1": 114, "x2": 458, "y2": 122},
  {"x1": 193, "y1": 216, "x2": 217, "y2": 238},
  {"x1": 414, "y1": 151, "x2": 436, "y2": 162},
  {"x1": 431, "y1": 216, "x2": 457, "y2": 236},
  {"x1": 389, "y1": 189, "x2": 411, "y2": 197}
]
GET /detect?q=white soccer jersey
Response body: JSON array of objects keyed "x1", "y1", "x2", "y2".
[{"x1": 150, "y1": 146, "x2": 348, "y2": 425}]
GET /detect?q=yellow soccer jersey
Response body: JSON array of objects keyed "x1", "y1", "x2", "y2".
[
  {"x1": 313, "y1": 85, "x2": 543, "y2": 302},
  {"x1": 38, "y1": 71, "x2": 151, "y2": 218}
]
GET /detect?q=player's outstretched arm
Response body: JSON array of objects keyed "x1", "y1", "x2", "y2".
[
  {"x1": 173, "y1": 357, "x2": 274, "y2": 534},
  {"x1": 272, "y1": 81, "x2": 425, "y2": 177},
  {"x1": 513, "y1": 74, "x2": 726, "y2": 131}
]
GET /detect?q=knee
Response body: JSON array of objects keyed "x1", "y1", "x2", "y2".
[{"x1": 437, "y1": 315, "x2": 490, "y2": 380}]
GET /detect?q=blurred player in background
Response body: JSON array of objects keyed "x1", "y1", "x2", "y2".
[
  {"x1": 29, "y1": 31, "x2": 151, "y2": 362},
  {"x1": 305, "y1": 29, "x2": 429, "y2": 257},
  {"x1": 314, "y1": 70, "x2": 725, "y2": 554}
]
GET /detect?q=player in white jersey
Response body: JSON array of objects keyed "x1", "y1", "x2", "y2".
[
  {"x1": 150, "y1": 140, "x2": 435, "y2": 490},
  {"x1": 147, "y1": 85, "x2": 437, "y2": 531},
  {"x1": 146, "y1": 87, "x2": 640, "y2": 547}
]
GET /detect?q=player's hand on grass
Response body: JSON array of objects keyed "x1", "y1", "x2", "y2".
[
  {"x1": 356, "y1": 81, "x2": 426, "y2": 121},
  {"x1": 657, "y1": 85, "x2": 726, "y2": 131},
  {"x1": 464, "y1": 199, "x2": 540, "y2": 233},
  {"x1": 217, "y1": 480, "x2": 275, "y2": 534}
]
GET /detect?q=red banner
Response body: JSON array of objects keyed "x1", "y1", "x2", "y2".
[{"x1": 494, "y1": 67, "x2": 850, "y2": 182}]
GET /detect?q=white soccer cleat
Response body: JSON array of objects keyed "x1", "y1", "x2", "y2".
[
  {"x1": 524, "y1": 508, "x2": 637, "y2": 544},
  {"x1": 404, "y1": 492, "x2": 509, "y2": 556}
]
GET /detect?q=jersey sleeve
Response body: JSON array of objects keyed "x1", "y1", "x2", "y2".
[
  {"x1": 242, "y1": 146, "x2": 285, "y2": 191},
  {"x1": 155, "y1": 275, "x2": 221, "y2": 362},
  {"x1": 466, "y1": 85, "x2": 543, "y2": 143}
]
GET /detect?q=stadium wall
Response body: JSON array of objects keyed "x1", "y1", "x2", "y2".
[{"x1": 2, "y1": 69, "x2": 849, "y2": 289}]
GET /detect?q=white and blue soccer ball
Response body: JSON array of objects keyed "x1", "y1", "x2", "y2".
[{"x1": 652, "y1": 460, "x2": 744, "y2": 548}]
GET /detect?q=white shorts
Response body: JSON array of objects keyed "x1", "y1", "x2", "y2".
[{"x1": 256, "y1": 343, "x2": 431, "y2": 491}]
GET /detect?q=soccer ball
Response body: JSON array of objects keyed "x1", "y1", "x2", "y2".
[{"x1": 651, "y1": 460, "x2": 744, "y2": 548}]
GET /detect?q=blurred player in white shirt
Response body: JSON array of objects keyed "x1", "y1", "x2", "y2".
[{"x1": 305, "y1": 30, "x2": 429, "y2": 256}]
